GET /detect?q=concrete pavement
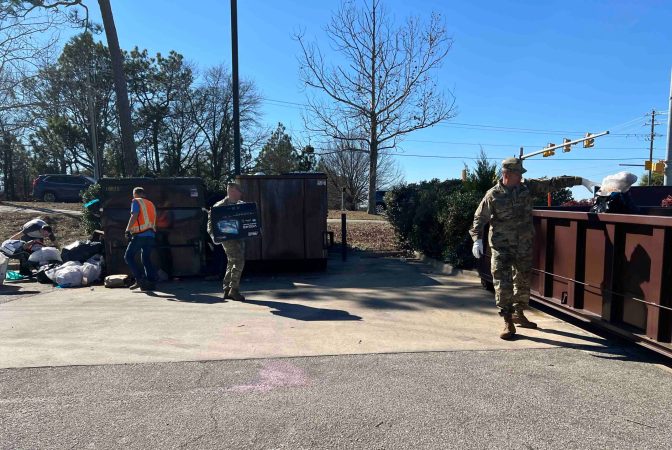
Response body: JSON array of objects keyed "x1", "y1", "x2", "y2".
[
  {"x1": 1, "y1": 253, "x2": 671, "y2": 448},
  {"x1": 0, "y1": 255, "x2": 612, "y2": 368}
]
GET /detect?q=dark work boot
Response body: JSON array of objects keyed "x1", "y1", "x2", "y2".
[
  {"x1": 140, "y1": 280, "x2": 156, "y2": 292},
  {"x1": 512, "y1": 310, "x2": 537, "y2": 329},
  {"x1": 229, "y1": 288, "x2": 245, "y2": 302},
  {"x1": 500, "y1": 312, "x2": 516, "y2": 340}
]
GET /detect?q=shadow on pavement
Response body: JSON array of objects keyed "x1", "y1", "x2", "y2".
[
  {"x1": 244, "y1": 299, "x2": 362, "y2": 321},
  {"x1": 514, "y1": 333, "x2": 655, "y2": 362},
  {"x1": 535, "y1": 327, "x2": 610, "y2": 346},
  {"x1": 0, "y1": 284, "x2": 41, "y2": 295},
  {"x1": 245, "y1": 255, "x2": 443, "y2": 291},
  {"x1": 145, "y1": 284, "x2": 223, "y2": 304}
]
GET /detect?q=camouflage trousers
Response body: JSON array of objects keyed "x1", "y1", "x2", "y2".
[
  {"x1": 222, "y1": 240, "x2": 246, "y2": 289},
  {"x1": 490, "y1": 240, "x2": 533, "y2": 314}
]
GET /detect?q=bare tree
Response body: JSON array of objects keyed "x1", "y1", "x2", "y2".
[
  {"x1": 6, "y1": 1, "x2": 138, "y2": 175},
  {"x1": 318, "y1": 141, "x2": 403, "y2": 210},
  {"x1": 189, "y1": 65, "x2": 262, "y2": 187},
  {"x1": 0, "y1": 2, "x2": 67, "y2": 118},
  {"x1": 297, "y1": 0, "x2": 455, "y2": 214}
]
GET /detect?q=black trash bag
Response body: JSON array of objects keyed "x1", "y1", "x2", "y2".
[
  {"x1": 61, "y1": 240, "x2": 104, "y2": 263},
  {"x1": 36, "y1": 263, "x2": 61, "y2": 284},
  {"x1": 590, "y1": 191, "x2": 638, "y2": 214}
]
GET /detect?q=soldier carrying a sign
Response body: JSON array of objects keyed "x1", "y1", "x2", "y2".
[{"x1": 208, "y1": 183, "x2": 247, "y2": 301}]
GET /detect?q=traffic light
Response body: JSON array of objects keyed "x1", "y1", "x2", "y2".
[
  {"x1": 583, "y1": 133, "x2": 595, "y2": 148},
  {"x1": 542, "y1": 143, "x2": 555, "y2": 157},
  {"x1": 645, "y1": 160, "x2": 652, "y2": 170},
  {"x1": 655, "y1": 161, "x2": 665, "y2": 173},
  {"x1": 563, "y1": 138, "x2": 571, "y2": 153}
]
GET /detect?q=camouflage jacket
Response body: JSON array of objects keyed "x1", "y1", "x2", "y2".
[{"x1": 469, "y1": 176, "x2": 582, "y2": 246}]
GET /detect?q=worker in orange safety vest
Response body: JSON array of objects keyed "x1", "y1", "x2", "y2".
[{"x1": 124, "y1": 186, "x2": 158, "y2": 291}]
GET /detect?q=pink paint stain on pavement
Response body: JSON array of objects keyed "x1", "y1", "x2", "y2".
[{"x1": 228, "y1": 361, "x2": 309, "y2": 393}]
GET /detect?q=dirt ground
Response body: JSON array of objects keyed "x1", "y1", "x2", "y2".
[
  {"x1": 0, "y1": 201, "x2": 83, "y2": 212},
  {"x1": 0, "y1": 212, "x2": 88, "y2": 274},
  {"x1": 327, "y1": 221, "x2": 404, "y2": 253},
  {"x1": 0, "y1": 213, "x2": 88, "y2": 246},
  {"x1": 327, "y1": 210, "x2": 385, "y2": 221}
]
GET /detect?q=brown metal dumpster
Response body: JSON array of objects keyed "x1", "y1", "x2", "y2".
[
  {"x1": 236, "y1": 173, "x2": 329, "y2": 270},
  {"x1": 478, "y1": 209, "x2": 672, "y2": 357},
  {"x1": 99, "y1": 177, "x2": 206, "y2": 277}
]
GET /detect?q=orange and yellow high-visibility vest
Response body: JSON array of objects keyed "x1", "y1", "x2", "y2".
[{"x1": 129, "y1": 198, "x2": 157, "y2": 234}]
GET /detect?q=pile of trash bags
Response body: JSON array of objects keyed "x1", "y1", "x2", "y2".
[
  {"x1": 0, "y1": 239, "x2": 105, "y2": 287},
  {"x1": 589, "y1": 171, "x2": 639, "y2": 214}
]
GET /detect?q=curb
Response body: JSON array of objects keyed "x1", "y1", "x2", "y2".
[{"x1": 413, "y1": 252, "x2": 481, "y2": 280}]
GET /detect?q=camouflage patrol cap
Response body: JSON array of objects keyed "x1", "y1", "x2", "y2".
[{"x1": 501, "y1": 157, "x2": 527, "y2": 174}]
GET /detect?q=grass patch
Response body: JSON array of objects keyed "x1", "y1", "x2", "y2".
[{"x1": 327, "y1": 210, "x2": 386, "y2": 221}]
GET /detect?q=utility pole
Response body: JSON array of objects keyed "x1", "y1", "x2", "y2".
[
  {"x1": 83, "y1": 6, "x2": 100, "y2": 180},
  {"x1": 231, "y1": 0, "x2": 241, "y2": 176},
  {"x1": 648, "y1": 109, "x2": 656, "y2": 185},
  {"x1": 665, "y1": 69, "x2": 672, "y2": 186}
]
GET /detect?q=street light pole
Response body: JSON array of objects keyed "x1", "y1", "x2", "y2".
[
  {"x1": 665, "y1": 69, "x2": 672, "y2": 186},
  {"x1": 231, "y1": 0, "x2": 241, "y2": 176}
]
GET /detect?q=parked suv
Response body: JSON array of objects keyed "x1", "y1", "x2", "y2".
[
  {"x1": 375, "y1": 190, "x2": 388, "y2": 214},
  {"x1": 358, "y1": 190, "x2": 388, "y2": 214},
  {"x1": 32, "y1": 174, "x2": 95, "y2": 202}
]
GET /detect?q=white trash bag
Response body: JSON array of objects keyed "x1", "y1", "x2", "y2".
[
  {"x1": 28, "y1": 247, "x2": 62, "y2": 265},
  {"x1": 46, "y1": 261, "x2": 84, "y2": 287},
  {"x1": 0, "y1": 253, "x2": 8, "y2": 285},
  {"x1": 597, "y1": 172, "x2": 638, "y2": 195},
  {"x1": 82, "y1": 261, "x2": 103, "y2": 285}
]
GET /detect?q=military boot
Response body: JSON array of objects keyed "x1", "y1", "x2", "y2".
[
  {"x1": 500, "y1": 313, "x2": 516, "y2": 340},
  {"x1": 229, "y1": 288, "x2": 246, "y2": 302},
  {"x1": 512, "y1": 310, "x2": 537, "y2": 329}
]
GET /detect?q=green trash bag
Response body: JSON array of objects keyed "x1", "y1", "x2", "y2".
[{"x1": 5, "y1": 271, "x2": 25, "y2": 280}]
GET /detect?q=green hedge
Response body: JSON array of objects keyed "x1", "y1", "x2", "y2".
[
  {"x1": 386, "y1": 179, "x2": 482, "y2": 268},
  {"x1": 81, "y1": 183, "x2": 102, "y2": 235}
]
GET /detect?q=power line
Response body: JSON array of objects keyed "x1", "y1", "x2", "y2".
[
  {"x1": 401, "y1": 138, "x2": 661, "y2": 150},
  {"x1": 262, "y1": 97, "x2": 659, "y2": 137},
  {"x1": 314, "y1": 149, "x2": 661, "y2": 161}
]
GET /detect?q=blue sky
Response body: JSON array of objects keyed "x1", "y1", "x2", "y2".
[{"x1": 82, "y1": 0, "x2": 671, "y2": 198}]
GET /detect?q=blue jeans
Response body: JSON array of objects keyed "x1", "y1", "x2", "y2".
[{"x1": 124, "y1": 236, "x2": 157, "y2": 282}]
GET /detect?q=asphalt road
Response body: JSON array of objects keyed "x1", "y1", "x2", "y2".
[
  {"x1": 2, "y1": 253, "x2": 671, "y2": 449},
  {"x1": 1, "y1": 348, "x2": 670, "y2": 449}
]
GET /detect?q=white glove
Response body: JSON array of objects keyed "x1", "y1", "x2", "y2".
[
  {"x1": 581, "y1": 178, "x2": 598, "y2": 193},
  {"x1": 472, "y1": 239, "x2": 484, "y2": 258}
]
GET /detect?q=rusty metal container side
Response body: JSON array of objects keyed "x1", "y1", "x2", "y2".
[
  {"x1": 477, "y1": 210, "x2": 672, "y2": 357},
  {"x1": 628, "y1": 186, "x2": 672, "y2": 206},
  {"x1": 237, "y1": 173, "x2": 328, "y2": 269},
  {"x1": 531, "y1": 210, "x2": 672, "y2": 354},
  {"x1": 303, "y1": 176, "x2": 329, "y2": 260},
  {"x1": 99, "y1": 178, "x2": 206, "y2": 277}
]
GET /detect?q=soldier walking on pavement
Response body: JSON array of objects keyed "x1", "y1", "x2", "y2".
[
  {"x1": 470, "y1": 158, "x2": 595, "y2": 340},
  {"x1": 209, "y1": 183, "x2": 247, "y2": 301}
]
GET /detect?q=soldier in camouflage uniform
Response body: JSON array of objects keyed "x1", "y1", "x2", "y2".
[
  {"x1": 209, "y1": 183, "x2": 246, "y2": 301},
  {"x1": 470, "y1": 157, "x2": 593, "y2": 339}
]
